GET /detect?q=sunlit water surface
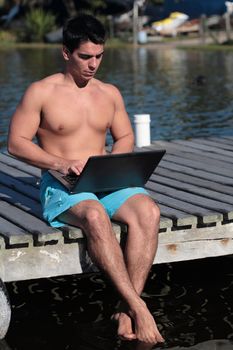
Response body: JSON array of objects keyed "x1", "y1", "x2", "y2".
[
  {"x1": 0, "y1": 47, "x2": 233, "y2": 349},
  {"x1": 1, "y1": 46, "x2": 233, "y2": 148}
]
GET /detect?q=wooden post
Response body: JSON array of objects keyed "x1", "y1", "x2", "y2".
[
  {"x1": 133, "y1": 1, "x2": 139, "y2": 46},
  {"x1": 0, "y1": 280, "x2": 11, "y2": 340},
  {"x1": 225, "y1": 12, "x2": 232, "y2": 41},
  {"x1": 199, "y1": 14, "x2": 206, "y2": 44},
  {"x1": 225, "y1": 1, "x2": 233, "y2": 42},
  {"x1": 108, "y1": 15, "x2": 114, "y2": 39}
]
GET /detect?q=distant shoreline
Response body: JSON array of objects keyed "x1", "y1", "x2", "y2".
[{"x1": 1, "y1": 35, "x2": 233, "y2": 51}]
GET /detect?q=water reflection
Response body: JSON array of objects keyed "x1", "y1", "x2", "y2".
[
  {"x1": 1, "y1": 47, "x2": 233, "y2": 149},
  {"x1": 3, "y1": 256, "x2": 233, "y2": 350}
]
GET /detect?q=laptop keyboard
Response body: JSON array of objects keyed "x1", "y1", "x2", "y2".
[{"x1": 62, "y1": 173, "x2": 79, "y2": 185}]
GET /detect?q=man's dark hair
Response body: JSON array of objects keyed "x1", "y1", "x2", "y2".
[{"x1": 63, "y1": 14, "x2": 106, "y2": 53}]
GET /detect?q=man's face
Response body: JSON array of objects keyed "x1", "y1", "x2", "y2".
[{"x1": 64, "y1": 40, "x2": 104, "y2": 82}]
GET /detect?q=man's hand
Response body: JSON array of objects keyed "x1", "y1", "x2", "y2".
[{"x1": 58, "y1": 159, "x2": 87, "y2": 175}]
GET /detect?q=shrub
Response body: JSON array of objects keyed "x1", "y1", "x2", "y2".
[
  {"x1": 0, "y1": 30, "x2": 17, "y2": 43},
  {"x1": 25, "y1": 8, "x2": 56, "y2": 42}
]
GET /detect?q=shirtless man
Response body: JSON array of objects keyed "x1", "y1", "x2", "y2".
[{"x1": 7, "y1": 14, "x2": 164, "y2": 345}]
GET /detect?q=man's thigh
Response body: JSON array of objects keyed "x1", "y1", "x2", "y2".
[
  {"x1": 99, "y1": 187, "x2": 149, "y2": 220},
  {"x1": 40, "y1": 171, "x2": 100, "y2": 227},
  {"x1": 58, "y1": 199, "x2": 107, "y2": 228}
]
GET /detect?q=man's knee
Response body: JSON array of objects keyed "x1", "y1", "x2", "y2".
[
  {"x1": 138, "y1": 197, "x2": 160, "y2": 227},
  {"x1": 127, "y1": 195, "x2": 160, "y2": 231},
  {"x1": 85, "y1": 205, "x2": 106, "y2": 225},
  {"x1": 68, "y1": 200, "x2": 107, "y2": 228},
  {"x1": 79, "y1": 202, "x2": 106, "y2": 224}
]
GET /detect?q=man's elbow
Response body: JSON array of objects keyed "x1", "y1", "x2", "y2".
[
  {"x1": 7, "y1": 137, "x2": 19, "y2": 157},
  {"x1": 128, "y1": 132, "x2": 135, "y2": 149}
]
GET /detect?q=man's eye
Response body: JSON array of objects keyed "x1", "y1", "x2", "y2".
[
  {"x1": 96, "y1": 54, "x2": 103, "y2": 59},
  {"x1": 79, "y1": 55, "x2": 90, "y2": 60}
]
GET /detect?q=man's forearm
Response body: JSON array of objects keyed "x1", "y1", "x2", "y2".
[
  {"x1": 7, "y1": 138, "x2": 67, "y2": 171},
  {"x1": 111, "y1": 133, "x2": 134, "y2": 154}
]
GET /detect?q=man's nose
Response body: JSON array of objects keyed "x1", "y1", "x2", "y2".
[{"x1": 89, "y1": 57, "x2": 97, "y2": 69}]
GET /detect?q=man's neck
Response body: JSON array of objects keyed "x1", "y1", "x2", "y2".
[{"x1": 64, "y1": 71, "x2": 91, "y2": 89}]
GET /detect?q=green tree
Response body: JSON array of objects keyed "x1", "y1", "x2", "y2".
[
  {"x1": 25, "y1": 8, "x2": 56, "y2": 42},
  {"x1": 63, "y1": 0, "x2": 76, "y2": 18},
  {"x1": 77, "y1": 0, "x2": 106, "y2": 15},
  {"x1": 150, "y1": 0, "x2": 165, "y2": 4}
]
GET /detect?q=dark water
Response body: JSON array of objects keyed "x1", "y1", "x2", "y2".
[
  {"x1": 3, "y1": 256, "x2": 233, "y2": 349},
  {"x1": 1, "y1": 46, "x2": 233, "y2": 349}
]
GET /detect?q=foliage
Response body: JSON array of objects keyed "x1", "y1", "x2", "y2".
[
  {"x1": 150, "y1": 0, "x2": 165, "y2": 4},
  {"x1": 0, "y1": 29, "x2": 16, "y2": 42},
  {"x1": 24, "y1": 8, "x2": 56, "y2": 42},
  {"x1": 0, "y1": 0, "x2": 7, "y2": 7},
  {"x1": 77, "y1": 0, "x2": 107, "y2": 15}
]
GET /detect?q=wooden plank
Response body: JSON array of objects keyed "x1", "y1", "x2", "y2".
[
  {"x1": 152, "y1": 140, "x2": 233, "y2": 164},
  {"x1": 0, "y1": 162, "x2": 38, "y2": 187},
  {"x1": 155, "y1": 167, "x2": 233, "y2": 196},
  {"x1": 159, "y1": 159, "x2": 233, "y2": 185},
  {"x1": 162, "y1": 153, "x2": 233, "y2": 177},
  {"x1": 172, "y1": 139, "x2": 233, "y2": 157},
  {"x1": 0, "y1": 186, "x2": 42, "y2": 217},
  {"x1": 190, "y1": 138, "x2": 233, "y2": 151},
  {"x1": 0, "y1": 201, "x2": 63, "y2": 246},
  {"x1": 221, "y1": 136, "x2": 233, "y2": 142},
  {"x1": 150, "y1": 174, "x2": 233, "y2": 205},
  {"x1": 159, "y1": 217, "x2": 173, "y2": 230},
  {"x1": 149, "y1": 144, "x2": 233, "y2": 171},
  {"x1": 0, "y1": 153, "x2": 40, "y2": 177},
  {"x1": 156, "y1": 222, "x2": 233, "y2": 263},
  {"x1": 156, "y1": 203, "x2": 198, "y2": 228},
  {"x1": 155, "y1": 237, "x2": 233, "y2": 264},
  {"x1": 0, "y1": 235, "x2": 5, "y2": 249},
  {"x1": 146, "y1": 189, "x2": 222, "y2": 225},
  {"x1": 0, "y1": 171, "x2": 39, "y2": 201},
  {"x1": 62, "y1": 222, "x2": 121, "y2": 240},
  {"x1": 159, "y1": 221, "x2": 233, "y2": 244},
  {"x1": 0, "y1": 243, "x2": 92, "y2": 282},
  {"x1": 208, "y1": 137, "x2": 233, "y2": 146},
  {"x1": 0, "y1": 216, "x2": 33, "y2": 247},
  {"x1": 147, "y1": 181, "x2": 233, "y2": 220}
]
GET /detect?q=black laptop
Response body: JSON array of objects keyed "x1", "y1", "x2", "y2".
[{"x1": 48, "y1": 150, "x2": 166, "y2": 193}]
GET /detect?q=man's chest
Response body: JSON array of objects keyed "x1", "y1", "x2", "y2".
[{"x1": 40, "y1": 89, "x2": 114, "y2": 133}]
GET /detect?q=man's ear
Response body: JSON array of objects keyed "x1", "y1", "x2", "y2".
[{"x1": 62, "y1": 46, "x2": 70, "y2": 61}]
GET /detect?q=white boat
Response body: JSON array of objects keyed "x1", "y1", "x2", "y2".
[{"x1": 152, "y1": 12, "x2": 189, "y2": 36}]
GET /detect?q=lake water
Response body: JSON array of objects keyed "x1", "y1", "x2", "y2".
[
  {"x1": 0, "y1": 46, "x2": 233, "y2": 349},
  {"x1": 1, "y1": 46, "x2": 233, "y2": 148}
]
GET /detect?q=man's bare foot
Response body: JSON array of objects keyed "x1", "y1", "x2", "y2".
[
  {"x1": 112, "y1": 311, "x2": 136, "y2": 341},
  {"x1": 129, "y1": 300, "x2": 165, "y2": 344}
]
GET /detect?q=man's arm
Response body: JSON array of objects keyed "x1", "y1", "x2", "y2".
[
  {"x1": 7, "y1": 82, "x2": 83, "y2": 175},
  {"x1": 109, "y1": 86, "x2": 134, "y2": 154}
]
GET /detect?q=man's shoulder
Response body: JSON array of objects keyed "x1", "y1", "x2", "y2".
[
  {"x1": 26, "y1": 73, "x2": 64, "y2": 95},
  {"x1": 33, "y1": 73, "x2": 63, "y2": 88},
  {"x1": 94, "y1": 79, "x2": 120, "y2": 96}
]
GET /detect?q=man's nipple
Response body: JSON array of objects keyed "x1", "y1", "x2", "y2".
[{"x1": 58, "y1": 124, "x2": 65, "y2": 131}]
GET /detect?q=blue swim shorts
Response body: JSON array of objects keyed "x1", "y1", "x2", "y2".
[{"x1": 40, "y1": 172, "x2": 149, "y2": 228}]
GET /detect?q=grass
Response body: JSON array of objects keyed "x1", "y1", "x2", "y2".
[
  {"x1": 0, "y1": 32, "x2": 233, "y2": 51},
  {"x1": 177, "y1": 43, "x2": 233, "y2": 51},
  {"x1": 0, "y1": 37, "x2": 132, "y2": 49}
]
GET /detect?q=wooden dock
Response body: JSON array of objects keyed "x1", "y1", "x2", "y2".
[
  {"x1": 1, "y1": 135, "x2": 233, "y2": 337},
  {"x1": 1, "y1": 136, "x2": 233, "y2": 281}
]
